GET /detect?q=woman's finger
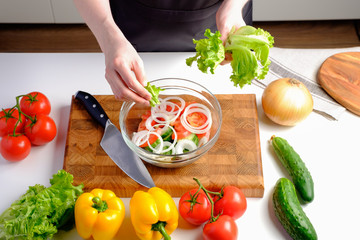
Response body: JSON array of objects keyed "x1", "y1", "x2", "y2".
[{"x1": 115, "y1": 61, "x2": 151, "y2": 101}]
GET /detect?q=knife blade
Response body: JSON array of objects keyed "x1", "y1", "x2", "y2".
[{"x1": 75, "y1": 91, "x2": 155, "y2": 188}]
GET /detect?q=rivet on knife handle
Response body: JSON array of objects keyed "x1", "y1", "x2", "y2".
[{"x1": 75, "y1": 91, "x2": 109, "y2": 128}]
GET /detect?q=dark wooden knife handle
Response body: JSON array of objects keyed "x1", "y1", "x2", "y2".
[{"x1": 75, "y1": 91, "x2": 109, "y2": 128}]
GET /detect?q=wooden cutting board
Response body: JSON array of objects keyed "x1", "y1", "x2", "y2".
[
  {"x1": 63, "y1": 94, "x2": 264, "y2": 198},
  {"x1": 318, "y1": 52, "x2": 360, "y2": 116}
]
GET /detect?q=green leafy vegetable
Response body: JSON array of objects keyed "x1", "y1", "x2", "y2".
[
  {"x1": 145, "y1": 82, "x2": 164, "y2": 107},
  {"x1": 185, "y1": 29, "x2": 225, "y2": 74},
  {"x1": 186, "y1": 26, "x2": 274, "y2": 88},
  {"x1": 0, "y1": 170, "x2": 84, "y2": 240}
]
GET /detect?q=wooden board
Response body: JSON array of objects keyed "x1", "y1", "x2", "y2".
[
  {"x1": 63, "y1": 94, "x2": 264, "y2": 198},
  {"x1": 318, "y1": 52, "x2": 360, "y2": 116}
]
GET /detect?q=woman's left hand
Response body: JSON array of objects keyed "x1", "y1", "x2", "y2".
[{"x1": 216, "y1": 0, "x2": 249, "y2": 64}]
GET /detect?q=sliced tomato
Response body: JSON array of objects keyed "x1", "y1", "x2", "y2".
[
  {"x1": 141, "y1": 110, "x2": 151, "y2": 120},
  {"x1": 139, "y1": 128, "x2": 162, "y2": 148},
  {"x1": 187, "y1": 112, "x2": 207, "y2": 128},
  {"x1": 137, "y1": 120, "x2": 147, "y2": 131},
  {"x1": 171, "y1": 118, "x2": 191, "y2": 140}
]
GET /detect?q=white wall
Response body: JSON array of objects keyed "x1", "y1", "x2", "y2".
[
  {"x1": 253, "y1": 0, "x2": 360, "y2": 21},
  {"x1": 0, "y1": 0, "x2": 359, "y2": 23}
]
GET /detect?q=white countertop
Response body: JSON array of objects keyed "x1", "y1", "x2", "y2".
[{"x1": 0, "y1": 52, "x2": 359, "y2": 239}]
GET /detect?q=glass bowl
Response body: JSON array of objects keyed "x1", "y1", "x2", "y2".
[{"x1": 119, "y1": 78, "x2": 222, "y2": 168}]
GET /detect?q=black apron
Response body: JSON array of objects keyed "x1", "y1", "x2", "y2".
[{"x1": 110, "y1": 0, "x2": 253, "y2": 52}]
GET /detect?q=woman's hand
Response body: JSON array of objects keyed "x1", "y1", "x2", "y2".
[
  {"x1": 216, "y1": 0, "x2": 248, "y2": 64},
  {"x1": 74, "y1": 0, "x2": 151, "y2": 104},
  {"x1": 102, "y1": 34, "x2": 151, "y2": 104}
]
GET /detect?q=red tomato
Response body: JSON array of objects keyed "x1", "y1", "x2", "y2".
[
  {"x1": 171, "y1": 118, "x2": 191, "y2": 140},
  {"x1": 20, "y1": 92, "x2": 51, "y2": 116},
  {"x1": 203, "y1": 215, "x2": 238, "y2": 240},
  {"x1": 213, "y1": 186, "x2": 247, "y2": 220},
  {"x1": 186, "y1": 112, "x2": 207, "y2": 128},
  {"x1": 179, "y1": 189, "x2": 212, "y2": 225},
  {"x1": 140, "y1": 110, "x2": 151, "y2": 120},
  {"x1": 0, "y1": 135, "x2": 31, "y2": 161},
  {"x1": 24, "y1": 115, "x2": 57, "y2": 146},
  {"x1": 0, "y1": 108, "x2": 26, "y2": 137},
  {"x1": 137, "y1": 119, "x2": 147, "y2": 131},
  {"x1": 139, "y1": 128, "x2": 162, "y2": 148}
]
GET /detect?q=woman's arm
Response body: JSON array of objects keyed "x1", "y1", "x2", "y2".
[
  {"x1": 216, "y1": 0, "x2": 250, "y2": 42},
  {"x1": 73, "y1": 0, "x2": 151, "y2": 104},
  {"x1": 216, "y1": 0, "x2": 250, "y2": 64}
]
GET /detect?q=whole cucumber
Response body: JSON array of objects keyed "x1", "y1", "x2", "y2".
[
  {"x1": 273, "y1": 178, "x2": 317, "y2": 240},
  {"x1": 271, "y1": 136, "x2": 314, "y2": 203}
]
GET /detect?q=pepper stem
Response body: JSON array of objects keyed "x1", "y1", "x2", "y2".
[
  {"x1": 92, "y1": 197, "x2": 108, "y2": 212},
  {"x1": 152, "y1": 221, "x2": 171, "y2": 240}
]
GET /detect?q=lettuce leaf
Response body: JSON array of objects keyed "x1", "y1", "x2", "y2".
[
  {"x1": 186, "y1": 26, "x2": 274, "y2": 88},
  {"x1": 0, "y1": 170, "x2": 83, "y2": 240},
  {"x1": 145, "y1": 82, "x2": 164, "y2": 107},
  {"x1": 186, "y1": 29, "x2": 225, "y2": 74}
]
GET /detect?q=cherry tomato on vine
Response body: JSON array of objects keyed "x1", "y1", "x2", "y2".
[
  {"x1": 213, "y1": 186, "x2": 247, "y2": 220},
  {"x1": 20, "y1": 92, "x2": 51, "y2": 116},
  {"x1": 0, "y1": 108, "x2": 25, "y2": 137},
  {"x1": 202, "y1": 215, "x2": 238, "y2": 240},
  {"x1": 24, "y1": 115, "x2": 57, "y2": 146},
  {"x1": 0, "y1": 135, "x2": 31, "y2": 161},
  {"x1": 179, "y1": 189, "x2": 212, "y2": 225}
]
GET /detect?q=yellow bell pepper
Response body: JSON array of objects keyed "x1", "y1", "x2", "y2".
[
  {"x1": 75, "y1": 188, "x2": 125, "y2": 240},
  {"x1": 130, "y1": 187, "x2": 179, "y2": 240}
]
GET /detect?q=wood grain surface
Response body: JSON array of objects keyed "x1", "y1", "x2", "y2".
[
  {"x1": 63, "y1": 94, "x2": 264, "y2": 198},
  {"x1": 318, "y1": 52, "x2": 360, "y2": 116}
]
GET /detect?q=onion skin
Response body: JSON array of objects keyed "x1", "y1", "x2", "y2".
[{"x1": 262, "y1": 78, "x2": 313, "y2": 126}]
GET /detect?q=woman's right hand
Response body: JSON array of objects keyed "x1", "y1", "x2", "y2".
[
  {"x1": 73, "y1": 0, "x2": 151, "y2": 105},
  {"x1": 102, "y1": 35, "x2": 151, "y2": 105}
]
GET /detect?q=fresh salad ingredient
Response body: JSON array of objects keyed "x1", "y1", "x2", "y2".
[
  {"x1": 130, "y1": 187, "x2": 178, "y2": 240},
  {"x1": 271, "y1": 136, "x2": 314, "y2": 203},
  {"x1": 273, "y1": 178, "x2": 317, "y2": 240},
  {"x1": 24, "y1": 115, "x2": 57, "y2": 146},
  {"x1": 0, "y1": 92, "x2": 57, "y2": 161},
  {"x1": 186, "y1": 26, "x2": 274, "y2": 88},
  {"x1": 132, "y1": 97, "x2": 212, "y2": 154},
  {"x1": 0, "y1": 135, "x2": 31, "y2": 161},
  {"x1": 0, "y1": 170, "x2": 84, "y2": 240},
  {"x1": 75, "y1": 189, "x2": 125, "y2": 240},
  {"x1": 144, "y1": 82, "x2": 164, "y2": 107},
  {"x1": 178, "y1": 188, "x2": 212, "y2": 226},
  {"x1": 262, "y1": 78, "x2": 313, "y2": 126},
  {"x1": 185, "y1": 29, "x2": 225, "y2": 75},
  {"x1": 202, "y1": 215, "x2": 238, "y2": 240},
  {"x1": 213, "y1": 185, "x2": 247, "y2": 220},
  {"x1": 20, "y1": 91, "x2": 51, "y2": 116},
  {"x1": 186, "y1": 178, "x2": 245, "y2": 239},
  {"x1": 0, "y1": 108, "x2": 25, "y2": 137}
]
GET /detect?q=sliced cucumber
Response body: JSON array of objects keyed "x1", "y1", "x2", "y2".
[
  {"x1": 161, "y1": 127, "x2": 173, "y2": 142},
  {"x1": 184, "y1": 133, "x2": 199, "y2": 146},
  {"x1": 144, "y1": 138, "x2": 161, "y2": 153}
]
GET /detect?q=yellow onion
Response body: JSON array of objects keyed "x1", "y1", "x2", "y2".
[{"x1": 262, "y1": 78, "x2": 313, "y2": 126}]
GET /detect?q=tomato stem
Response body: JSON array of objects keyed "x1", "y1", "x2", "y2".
[
  {"x1": 193, "y1": 177, "x2": 221, "y2": 223},
  {"x1": 5, "y1": 95, "x2": 37, "y2": 137}
]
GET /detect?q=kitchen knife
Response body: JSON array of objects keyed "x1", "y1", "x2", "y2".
[{"x1": 75, "y1": 91, "x2": 155, "y2": 188}]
